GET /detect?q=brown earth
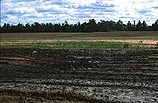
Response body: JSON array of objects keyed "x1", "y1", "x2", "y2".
[
  {"x1": 0, "y1": 39, "x2": 158, "y2": 45},
  {"x1": 0, "y1": 48, "x2": 158, "y2": 103}
]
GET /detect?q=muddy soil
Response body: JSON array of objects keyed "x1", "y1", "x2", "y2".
[{"x1": 0, "y1": 48, "x2": 158, "y2": 103}]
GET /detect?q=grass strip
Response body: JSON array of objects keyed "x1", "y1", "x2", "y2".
[{"x1": 1, "y1": 41, "x2": 157, "y2": 49}]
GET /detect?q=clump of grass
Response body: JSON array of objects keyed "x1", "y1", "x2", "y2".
[
  {"x1": 49, "y1": 41, "x2": 131, "y2": 49},
  {"x1": 1, "y1": 41, "x2": 156, "y2": 49},
  {"x1": 156, "y1": 42, "x2": 158, "y2": 48},
  {"x1": 32, "y1": 41, "x2": 156, "y2": 49},
  {"x1": 123, "y1": 43, "x2": 130, "y2": 48},
  {"x1": 34, "y1": 41, "x2": 47, "y2": 48}
]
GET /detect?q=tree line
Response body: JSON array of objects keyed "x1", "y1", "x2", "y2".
[{"x1": 0, "y1": 19, "x2": 158, "y2": 33}]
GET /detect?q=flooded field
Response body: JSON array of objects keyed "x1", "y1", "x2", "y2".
[{"x1": 0, "y1": 48, "x2": 158, "y2": 103}]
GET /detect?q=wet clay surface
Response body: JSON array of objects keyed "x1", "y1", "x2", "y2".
[{"x1": 0, "y1": 48, "x2": 158, "y2": 102}]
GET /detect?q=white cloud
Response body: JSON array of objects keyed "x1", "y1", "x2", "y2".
[
  {"x1": 14, "y1": 7, "x2": 36, "y2": 13},
  {"x1": 65, "y1": 0, "x2": 97, "y2": 5},
  {"x1": 1, "y1": 0, "x2": 158, "y2": 26}
]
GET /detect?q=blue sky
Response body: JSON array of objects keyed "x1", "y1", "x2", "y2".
[{"x1": 1, "y1": 0, "x2": 158, "y2": 26}]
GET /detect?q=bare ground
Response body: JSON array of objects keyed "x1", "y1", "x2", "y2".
[{"x1": 0, "y1": 48, "x2": 158, "y2": 103}]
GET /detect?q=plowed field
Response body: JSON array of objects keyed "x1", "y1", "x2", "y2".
[{"x1": 0, "y1": 48, "x2": 158, "y2": 103}]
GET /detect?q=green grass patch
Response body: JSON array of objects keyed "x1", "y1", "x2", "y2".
[
  {"x1": 33, "y1": 41, "x2": 130, "y2": 49},
  {"x1": 1, "y1": 41, "x2": 157, "y2": 49},
  {"x1": 156, "y1": 43, "x2": 158, "y2": 48},
  {"x1": 31, "y1": 41, "x2": 156, "y2": 49}
]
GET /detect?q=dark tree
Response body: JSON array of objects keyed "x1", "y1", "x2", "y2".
[
  {"x1": 62, "y1": 21, "x2": 69, "y2": 32},
  {"x1": 136, "y1": 20, "x2": 142, "y2": 31},
  {"x1": 98, "y1": 20, "x2": 110, "y2": 32},
  {"x1": 87, "y1": 19, "x2": 97, "y2": 32},
  {"x1": 152, "y1": 19, "x2": 158, "y2": 31},
  {"x1": 142, "y1": 21, "x2": 147, "y2": 31},
  {"x1": 116, "y1": 20, "x2": 124, "y2": 31},
  {"x1": 0, "y1": 19, "x2": 157, "y2": 33},
  {"x1": 127, "y1": 21, "x2": 132, "y2": 31}
]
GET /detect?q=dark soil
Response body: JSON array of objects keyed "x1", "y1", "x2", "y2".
[{"x1": 0, "y1": 48, "x2": 158, "y2": 103}]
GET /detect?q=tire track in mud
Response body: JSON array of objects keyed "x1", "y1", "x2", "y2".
[{"x1": 0, "y1": 48, "x2": 158, "y2": 102}]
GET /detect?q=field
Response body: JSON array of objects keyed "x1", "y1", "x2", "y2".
[
  {"x1": 1, "y1": 31, "x2": 158, "y2": 40},
  {"x1": 0, "y1": 31, "x2": 158, "y2": 103},
  {"x1": 1, "y1": 31, "x2": 158, "y2": 49}
]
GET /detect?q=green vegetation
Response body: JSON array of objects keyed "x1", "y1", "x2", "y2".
[
  {"x1": 1, "y1": 41, "x2": 156, "y2": 49},
  {"x1": 1, "y1": 32, "x2": 157, "y2": 49},
  {"x1": 34, "y1": 41, "x2": 156, "y2": 49},
  {"x1": 35, "y1": 41, "x2": 47, "y2": 48},
  {"x1": 1, "y1": 19, "x2": 158, "y2": 33},
  {"x1": 34, "y1": 41, "x2": 129, "y2": 48},
  {"x1": 156, "y1": 43, "x2": 158, "y2": 48}
]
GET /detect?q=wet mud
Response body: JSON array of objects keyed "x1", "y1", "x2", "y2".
[{"x1": 0, "y1": 48, "x2": 158, "y2": 102}]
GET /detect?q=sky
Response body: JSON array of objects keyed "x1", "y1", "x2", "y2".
[{"x1": 1, "y1": 0, "x2": 158, "y2": 26}]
